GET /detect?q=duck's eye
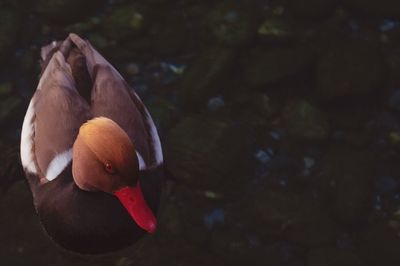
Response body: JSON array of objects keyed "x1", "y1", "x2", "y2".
[{"x1": 105, "y1": 163, "x2": 115, "y2": 174}]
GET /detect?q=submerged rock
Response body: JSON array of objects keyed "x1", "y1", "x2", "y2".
[
  {"x1": 178, "y1": 47, "x2": 235, "y2": 110},
  {"x1": 207, "y1": 95, "x2": 225, "y2": 112},
  {"x1": 172, "y1": 185, "x2": 220, "y2": 245},
  {"x1": 210, "y1": 228, "x2": 271, "y2": 266},
  {"x1": 229, "y1": 92, "x2": 274, "y2": 126},
  {"x1": 156, "y1": 197, "x2": 183, "y2": 237},
  {"x1": 316, "y1": 40, "x2": 385, "y2": 99},
  {"x1": 65, "y1": 17, "x2": 101, "y2": 36},
  {"x1": 206, "y1": 2, "x2": 260, "y2": 47},
  {"x1": 257, "y1": 17, "x2": 294, "y2": 43},
  {"x1": 164, "y1": 116, "x2": 253, "y2": 190},
  {"x1": 242, "y1": 46, "x2": 314, "y2": 88},
  {"x1": 87, "y1": 33, "x2": 109, "y2": 50},
  {"x1": 283, "y1": 99, "x2": 330, "y2": 141},
  {"x1": 149, "y1": 18, "x2": 186, "y2": 56},
  {"x1": 102, "y1": 5, "x2": 145, "y2": 42},
  {"x1": 253, "y1": 186, "x2": 340, "y2": 246},
  {"x1": 146, "y1": 98, "x2": 178, "y2": 137}
]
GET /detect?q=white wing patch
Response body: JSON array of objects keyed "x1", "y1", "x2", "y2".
[
  {"x1": 21, "y1": 51, "x2": 74, "y2": 176},
  {"x1": 136, "y1": 151, "x2": 146, "y2": 170},
  {"x1": 131, "y1": 91, "x2": 163, "y2": 166},
  {"x1": 46, "y1": 149, "x2": 73, "y2": 181},
  {"x1": 143, "y1": 106, "x2": 163, "y2": 165},
  {"x1": 20, "y1": 100, "x2": 37, "y2": 174},
  {"x1": 21, "y1": 52, "x2": 63, "y2": 175}
]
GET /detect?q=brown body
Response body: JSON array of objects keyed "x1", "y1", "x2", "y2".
[{"x1": 20, "y1": 34, "x2": 163, "y2": 254}]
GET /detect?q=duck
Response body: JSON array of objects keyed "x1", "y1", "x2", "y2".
[{"x1": 20, "y1": 33, "x2": 164, "y2": 254}]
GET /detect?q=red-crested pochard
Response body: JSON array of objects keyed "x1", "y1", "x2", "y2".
[{"x1": 20, "y1": 33, "x2": 163, "y2": 254}]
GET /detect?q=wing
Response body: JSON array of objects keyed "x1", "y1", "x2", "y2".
[
  {"x1": 20, "y1": 50, "x2": 90, "y2": 183},
  {"x1": 68, "y1": 33, "x2": 163, "y2": 170}
]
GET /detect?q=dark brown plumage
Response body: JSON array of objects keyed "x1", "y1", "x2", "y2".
[{"x1": 20, "y1": 33, "x2": 163, "y2": 254}]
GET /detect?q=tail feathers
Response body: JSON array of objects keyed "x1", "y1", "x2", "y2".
[
  {"x1": 40, "y1": 34, "x2": 92, "y2": 103},
  {"x1": 40, "y1": 41, "x2": 61, "y2": 73}
]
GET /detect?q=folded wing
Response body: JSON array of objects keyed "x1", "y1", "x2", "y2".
[
  {"x1": 21, "y1": 50, "x2": 90, "y2": 183},
  {"x1": 68, "y1": 33, "x2": 163, "y2": 170}
]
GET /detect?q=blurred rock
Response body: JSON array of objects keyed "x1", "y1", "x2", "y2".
[
  {"x1": 102, "y1": 5, "x2": 145, "y2": 42},
  {"x1": 316, "y1": 40, "x2": 385, "y2": 99},
  {"x1": 65, "y1": 17, "x2": 101, "y2": 36},
  {"x1": 157, "y1": 200, "x2": 183, "y2": 237},
  {"x1": 0, "y1": 7, "x2": 20, "y2": 61},
  {"x1": 34, "y1": 0, "x2": 105, "y2": 24},
  {"x1": 242, "y1": 46, "x2": 314, "y2": 88},
  {"x1": 252, "y1": 186, "x2": 340, "y2": 246},
  {"x1": 257, "y1": 17, "x2": 294, "y2": 43},
  {"x1": 360, "y1": 222, "x2": 400, "y2": 266},
  {"x1": 210, "y1": 228, "x2": 271, "y2": 266},
  {"x1": 164, "y1": 184, "x2": 224, "y2": 246},
  {"x1": 287, "y1": 0, "x2": 336, "y2": 19},
  {"x1": 178, "y1": 47, "x2": 235, "y2": 110},
  {"x1": 388, "y1": 131, "x2": 400, "y2": 146},
  {"x1": 146, "y1": 98, "x2": 178, "y2": 137},
  {"x1": 125, "y1": 62, "x2": 140, "y2": 76},
  {"x1": 206, "y1": 2, "x2": 260, "y2": 47},
  {"x1": 149, "y1": 18, "x2": 187, "y2": 56},
  {"x1": 164, "y1": 116, "x2": 253, "y2": 190},
  {"x1": 0, "y1": 82, "x2": 13, "y2": 96},
  {"x1": 345, "y1": 0, "x2": 400, "y2": 18},
  {"x1": 229, "y1": 92, "x2": 275, "y2": 126},
  {"x1": 0, "y1": 96, "x2": 22, "y2": 123},
  {"x1": 207, "y1": 96, "x2": 225, "y2": 113},
  {"x1": 283, "y1": 99, "x2": 330, "y2": 141},
  {"x1": 316, "y1": 146, "x2": 374, "y2": 225},
  {"x1": 307, "y1": 247, "x2": 361, "y2": 266},
  {"x1": 87, "y1": 33, "x2": 109, "y2": 50}
]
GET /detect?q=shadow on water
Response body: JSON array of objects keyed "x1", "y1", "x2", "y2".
[{"x1": 2, "y1": 0, "x2": 400, "y2": 265}]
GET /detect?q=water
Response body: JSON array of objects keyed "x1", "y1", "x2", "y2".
[{"x1": 1, "y1": 0, "x2": 400, "y2": 265}]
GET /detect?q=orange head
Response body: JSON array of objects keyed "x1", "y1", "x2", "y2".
[{"x1": 72, "y1": 117, "x2": 156, "y2": 233}]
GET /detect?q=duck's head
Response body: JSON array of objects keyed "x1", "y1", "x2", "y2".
[{"x1": 72, "y1": 117, "x2": 156, "y2": 233}]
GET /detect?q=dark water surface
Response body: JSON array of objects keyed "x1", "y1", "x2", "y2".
[{"x1": 1, "y1": 0, "x2": 400, "y2": 265}]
